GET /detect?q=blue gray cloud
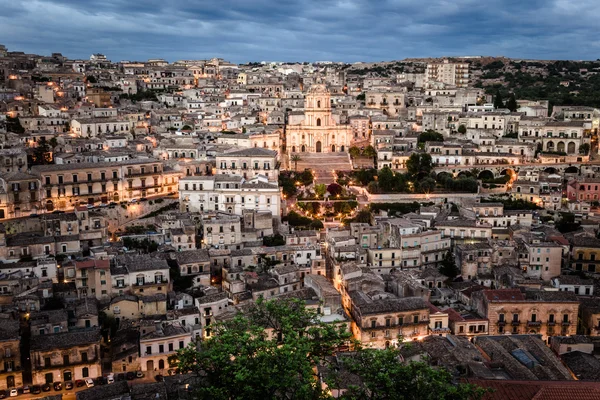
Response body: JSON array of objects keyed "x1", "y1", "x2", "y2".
[{"x1": 0, "y1": 0, "x2": 598, "y2": 63}]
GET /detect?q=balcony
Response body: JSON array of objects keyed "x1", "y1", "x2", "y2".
[
  {"x1": 125, "y1": 170, "x2": 159, "y2": 178},
  {"x1": 562, "y1": 321, "x2": 571, "y2": 326},
  {"x1": 547, "y1": 321, "x2": 556, "y2": 326},
  {"x1": 511, "y1": 320, "x2": 521, "y2": 326},
  {"x1": 497, "y1": 321, "x2": 506, "y2": 326},
  {"x1": 527, "y1": 321, "x2": 541, "y2": 327}
]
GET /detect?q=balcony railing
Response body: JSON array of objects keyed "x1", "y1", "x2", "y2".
[
  {"x1": 527, "y1": 321, "x2": 541, "y2": 327},
  {"x1": 511, "y1": 320, "x2": 520, "y2": 326}
]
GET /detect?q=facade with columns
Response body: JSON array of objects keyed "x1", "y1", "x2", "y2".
[{"x1": 285, "y1": 84, "x2": 352, "y2": 153}]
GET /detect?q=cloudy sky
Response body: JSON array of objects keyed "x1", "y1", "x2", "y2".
[{"x1": 0, "y1": 0, "x2": 598, "y2": 63}]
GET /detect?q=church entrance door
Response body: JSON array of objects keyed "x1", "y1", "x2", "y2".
[{"x1": 316, "y1": 141, "x2": 322, "y2": 152}]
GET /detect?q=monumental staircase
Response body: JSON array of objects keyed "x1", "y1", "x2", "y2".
[{"x1": 293, "y1": 152, "x2": 353, "y2": 185}]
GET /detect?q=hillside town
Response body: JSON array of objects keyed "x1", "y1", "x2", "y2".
[{"x1": 2, "y1": 44, "x2": 600, "y2": 399}]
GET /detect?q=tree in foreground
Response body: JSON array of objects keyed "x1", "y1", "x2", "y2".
[
  {"x1": 175, "y1": 298, "x2": 351, "y2": 400},
  {"x1": 328, "y1": 348, "x2": 486, "y2": 400},
  {"x1": 175, "y1": 298, "x2": 485, "y2": 400}
]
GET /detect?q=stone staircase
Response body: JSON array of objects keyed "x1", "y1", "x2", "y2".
[{"x1": 292, "y1": 152, "x2": 353, "y2": 185}]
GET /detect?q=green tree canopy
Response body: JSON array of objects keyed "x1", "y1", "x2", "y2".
[
  {"x1": 348, "y1": 146, "x2": 361, "y2": 158},
  {"x1": 457, "y1": 124, "x2": 467, "y2": 134},
  {"x1": 418, "y1": 130, "x2": 444, "y2": 143},
  {"x1": 493, "y1": 89, "x2": 504, "y2": 109},
  {"x1": 175, "y1": 299, "x2": 485, "y2": 400},
  {"x1": 329, "y1": 347, "x2": 486, "y2": 400},
  {"x1": 377, "y1": 166, "x2": 395, "y2": 192},
  {"x1": 175, "y1": 298, "x2": 351, "y2": 400},
  {"x1": 406, "y1": 153, "x2": 433, "y2": 180},
  {"x1": 362, "y1": 145, "x2": 377, "y2": 158},
  {"x1": 314, "y1": 183, "x2": 327, "y2": 198},
  {"x1": 505, "y1": 93, "x2": 518, "y2": 112},
  {"x1": 439, "y1": 250, "x2": 460, "y2": 278}
]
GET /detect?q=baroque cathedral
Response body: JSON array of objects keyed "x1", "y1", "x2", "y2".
[{"x1": 285, "y1": 84, "x2": 352, "y2": 154}]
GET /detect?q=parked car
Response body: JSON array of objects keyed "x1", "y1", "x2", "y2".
[
  {"x1": 116, "y1": 373, "x2": 126, "y2": 382},
  {"x1": 99, "y1": 203, "x2": 108, "y2": 208},
  {"x1": 8, "y1": 389, "x2": 16, "y2": 397},
  {"x1": 53, "y1": 382, "x2": 62, "y2": 391},
  {"x1": 106, "y1": 374, "x2": 114, "y2": 384},
  {"x1": 65, "y1": 381, "x2": 74, "y2": 390},
  {"x1": 0, "y1": 390, "x2": 7, "y2": 399},
  {"x1": 21, "y1": 386, "x2": 29, "y2": 394},
  {"x1": 41, "y1": 383, "x2": 51, "y2": 392},
  {"x1": 31, "y1": 385, "x2": 41, "y2": 394},
  {"x1": 75, "y1": 380, "x2": 85, "y2": 388},
  {"x1": 84, "y1": 378, "x2": 94, "y2": 388},
  {"x1": 129, "y1": 198, "x2": 138, "y2": 204},
  {"x1": 140, "y1": 197, "x2": 148, "y2": 202},
  {"x1": 86, "y1": 204, "x2": 95, "y2": 209},
  {"x1": 126, "y1": 372, "x2": 135, "y2": 380},
  {"x1": 154, "y1": 375, "x2": 164, "y2": 382},
  {"x1": 136, "y1": 371, "x2": 144, "y2": 378}
]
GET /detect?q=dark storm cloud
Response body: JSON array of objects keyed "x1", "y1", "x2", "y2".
[{"x1": 0, "y1": 0, "x2": 598, "y2": 62}]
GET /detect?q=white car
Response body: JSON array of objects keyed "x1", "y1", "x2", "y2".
[
  {"x1": 85, "y1": 378, "x2": 94, "y2": 388},
  {"x1": 107, "y1": 374, "x2": 114, "y2": 384},
  {"x1": 9, "y1": 388, "x2": 17, "y2": 397}
]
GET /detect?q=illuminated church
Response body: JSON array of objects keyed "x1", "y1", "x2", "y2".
[{"x1": 285, "y1": 84, "x2": 352, "y2": 153}]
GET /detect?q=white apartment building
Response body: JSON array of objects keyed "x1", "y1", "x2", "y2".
[
  {"x1": 216, "y1": 147, "x2": 278, "y2": 182},
  {"x1": 179, "y1": 175, "x2": 281, "y2": 217}
]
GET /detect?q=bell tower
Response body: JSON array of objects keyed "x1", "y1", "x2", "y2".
[{"x1": 305, "y1": 84, "x2": 332, "y2": 127}]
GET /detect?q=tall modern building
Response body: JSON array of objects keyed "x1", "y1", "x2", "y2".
[{"x1": 426, "y1": 59, "x2": 470, "y2": 88}]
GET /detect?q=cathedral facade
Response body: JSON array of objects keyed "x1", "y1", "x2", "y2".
[{"x1": 285, "y1": 84, "x2": 352, "y2": 153}]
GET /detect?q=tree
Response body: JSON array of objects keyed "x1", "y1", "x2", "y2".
[
  {"x1": 175, "y1": 298, "x2": 352, "y2": 400},
  {"x1": 314, "y1": 184, "x2": 327, "y2": 198},
  {"x1": 406, "y1": 153, "x2": 433, "y2": 180},
  {"x1": 417, "y1": 177, "x2": 436, "y2": 194},
  {"x1": 579, "y1": 143, "x2": 591, "y2": 155},
  {"x1": 176, "y1": 299, "x2": 484, "y2": 400},
  {"x1": 362, "y1": 145, "x2": 377, "y2": 158},
  {"x1": 290, "y1": 154, "x2": 302, "y2": 171},
  {"x1": 329, "y1": 347, "x2": 486, "y2": 400},
  {"x1": 348, "y1": 146, "x2": 361, "y2": 159},
  {"x1": 439, "y1": 250, "x2": 459, "y2": 278},
  {"x1": 5, "y1": 116, "x2": 24, "y2": 134},
  {"x1": 353, "y1": 209, "x2": 372, "y2": 223},
  {"x1": 86, "y1": 75, "x2": 97, "y2": 84},
  {"x1": 48, "y1": 137, "x2": 58, "y2": 150},
  {"x1": 493, "y1": 89, "x2": 504, "y2": 109},
  {"x1": 418, "y1": 130, "x2": 444, "y2": 144},
  {"x1": 457, "y1": 124, "x2": 467, "y2": 134},
  {"x1": 505, "y1": 93, "x2": 518, "y2": 112},
  {"x1": 356, "y1": 92, "x2": 366, "y2": 101},
  {"x1": 327, "y1": 183, "x2": 343, "y2": 197},
  {"x1": 377, "y1": 167, "x2": 395, "y2": 192},
  {"x1": 367, "y1": 181, "x2": 381, "y2": 194},
  {"x1": 31, "y1": 140, "x2": 52, "y2": 165}
]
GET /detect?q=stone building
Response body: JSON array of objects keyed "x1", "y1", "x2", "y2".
[
  {"x1": 472, "y1": 289, "x2": 579, "y2": 341},
  {"x1": 348, "y1": 291, "x2": 429, "y2": 348},
  {"x1": 30, "y1": 328, "x2": 102, "y2": 385},
  {"x1": 0, "y1": 319, "x2": 22, "y2": 390}
]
